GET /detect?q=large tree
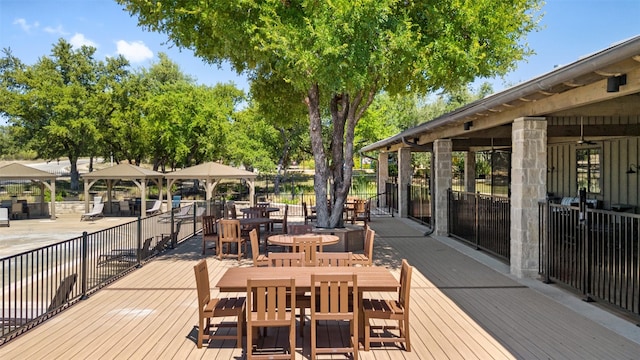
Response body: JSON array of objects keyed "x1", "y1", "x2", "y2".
[
  {"x1": 118, "y1": 0, "x2": 541, "y2": 227},
  {"x1": 0, "y1": 40, "x2": 130, "y2": 189}
]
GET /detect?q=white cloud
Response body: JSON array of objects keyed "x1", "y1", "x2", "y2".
[
  {"x1": 43, "y1": 25, "x2": 67, "y2": 36},
  {"x1": 115, "y1": 40, "x2": 154, "y2": 63},
  {"x1": 13, "y1": 18, "x2": 39, "y2": 33},
  {"x1": 69, "y1": 33, "x2": 98, "y2": 49}
]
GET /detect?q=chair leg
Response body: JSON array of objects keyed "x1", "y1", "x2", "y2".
[{"x1": 364, "y1": 315, "x2": 370, "y2": 351}]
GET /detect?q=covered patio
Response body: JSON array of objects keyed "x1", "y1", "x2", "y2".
[
  {"x1": 0, "y1": 216, "x2": 638, "y2": 359},
  {"x1": 0, "y1": 162, "x2": 57, "y2": 219}
]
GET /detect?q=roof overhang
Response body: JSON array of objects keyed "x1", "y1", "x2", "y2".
[{"x1": 362, "y1": 35, "x2": 640, "y2": 153}]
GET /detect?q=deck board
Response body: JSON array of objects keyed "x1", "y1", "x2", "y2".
[{"x1": 1, "y1": 216, "x2": 640, "y2": 359}]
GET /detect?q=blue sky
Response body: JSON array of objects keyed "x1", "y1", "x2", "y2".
[{"x1": 1, "y1": 0, "x2": 639, "y2": 95}]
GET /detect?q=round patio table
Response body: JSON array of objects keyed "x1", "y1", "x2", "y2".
[{"x1": 267, "y1": 233, "x2": 340, "y2": 249}]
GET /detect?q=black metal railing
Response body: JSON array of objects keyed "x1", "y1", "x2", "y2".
[
  {"x1": 448, "y1": 189, "x2": 511, "y2": 261},
  {"x1": 408, "y1": 179, "x2": 431, "y2": 227},
  {"x1": 0, "y1": 203, "x2": 203, "y2": 344},
  {"x1": 539, "y1": 202, "x2": 640, "y2": 317}
]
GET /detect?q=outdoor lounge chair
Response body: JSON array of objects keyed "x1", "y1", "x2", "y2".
[
  {"x1": 158, "y1": 203, "x2": 193, "y2": 222},
  {"x1": 0, "y1": 207, "x2": 9, "y2": 227},
  {"x1": 1, "y1": 273, "x2": 77, "y2": 330},
  {"x1": 80, "y1": 202, "x2": 104, "y2": 221},
  {"x1": 145, "y1": 199, "x2": 162, "y2": 216}
]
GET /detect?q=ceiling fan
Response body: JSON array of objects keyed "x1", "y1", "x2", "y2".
[{"x1": 577, "y1": 116, "x2": 596, "y2": 145}]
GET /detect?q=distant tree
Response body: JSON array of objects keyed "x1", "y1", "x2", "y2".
[
  {"x1": 0, "y1": 40, "x2": 129, "y2": 189},
  {"x1": 118, "y1": 1, "x2": 541, "y2": 227}
]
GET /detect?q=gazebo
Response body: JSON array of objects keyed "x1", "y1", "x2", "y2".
[
  {"x1": 81, "y1": 164, "x2": 164, "y2": 216},
  {"x1": 0, "y1": 162, "x2": 57, "y2": 219},
  {"x1": 164, "y1": 162, "x2": 257, "y2": 212}
]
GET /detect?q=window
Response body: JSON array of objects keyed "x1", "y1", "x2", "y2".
[{"x1": 576, "y1": 148, "x2": 601, "y2": 194}]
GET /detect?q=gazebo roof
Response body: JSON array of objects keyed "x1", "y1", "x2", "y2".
[
  {"x1": 81, "y1": 163, "x2": 164, "y2": 180},
  {"x1": 0, "y1": 162, "x2": 57, "y2": 180},
  {"x1": 164, "y1": 162, "x2": 257, "y2": 179}
]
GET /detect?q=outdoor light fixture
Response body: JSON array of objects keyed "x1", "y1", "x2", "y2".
[
  {"x1": 607, "y1": 74, "x2": 627, "y2": 93},
  {"x1": 463, "y1": 121, "x2": 473, "y2": 131},
  {"x1": 626, "y1": 164, "x2": 638, "y2": 174}
]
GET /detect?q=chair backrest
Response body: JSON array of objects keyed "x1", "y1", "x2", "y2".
[
  {"x1": 399, "y1": 259, "x2": 413, "y2": 310},
  {"x1": 364, "y1": 226, "x2": 375, "y2": 264},
  {"x1": 172, "y1": 195, "x2": 181, "y2": 208},
  {"x1": 47, "y1": 273, "x2": 78, "y2": 312},
  {"x1": 247, "y1": 278, "x2": 295, "y2": 322},
  {"x1": 119, "y1": 200, "x2": 129, "y2": 209},
  {"x1": 224, "y1": 202, "x2": 237, "y2": 219},
  {"x1": 202, "y1": 215, "x2": 217, "y2": 235},
  {"x1": 140, "y1": 237, "x2": 154, "y2": 259},
  {"x1": 354, "y1": 199, "x2": 367, "y2": 213},
  {"x1": 193, "y1": 260, "x2": 211, "y2": 318},
  {"x1": 293, "y1": 236, "x2": 321, "y2": 266},
  {"x1": 93, "y1": 196, "x2": 102, "y2": 205},
  {"x1": 268, "y1": 252, "x2": 305, "y2": 267},
  {"x1": 91, "y1": 202, "x2": 104, "y2": 214},
  {"x1": 11, "y1": 202, "x2": 22, "y2": 213},
  {"x1": 288, "y1": 224, "x2": 313, "y2": 235},
  {"x1": 218, "y1": 219, "x2": 241, "y2": 241},
  {"x1": 249, "y1": 229, "x2": 261, "y2": 262},
  {"x1": 0, "y1": 207, "x2": 8, "y2": 221},
  {"x1": 243, "y1": 207, "x2": 262, "y2": 219},
  {"x1": 311, "y1": 273, "x2": 357, "y2": 316},
  {"x1": 316, "y1": 252, "x2": 352, "y2": 267}
]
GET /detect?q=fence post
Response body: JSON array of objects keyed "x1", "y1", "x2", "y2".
[
  {"x1": 81, "y1": 231, "x2": 89, "y2": 300},
  {"x1": 136, "y1": 215, "x2": 142, "y2": 267},
  {"x1": 542, "y1": 200, "x2": 552, "y2": 283},
  {"x1": 474, "y1": 192, "x2": 480, "y2": 250},
  {"x1": 170, "y1": 209, "x2": 176, "y2": 249},
  {"x1": 579, "y1": 188, "x2": 594, "y2": 302}
]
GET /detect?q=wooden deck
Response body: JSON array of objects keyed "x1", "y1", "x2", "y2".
[{"x1": 2, "y1": 217, "x2": 640, "y2": 359}]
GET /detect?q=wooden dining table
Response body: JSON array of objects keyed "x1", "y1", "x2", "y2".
[
  {"x1": 216, "y1": 266, "x2": 398, "y2": 292},
  {"x1": 215, "y1": 266, "x2": 399, "y2": 342},
  {"x1": 266, "y1": 233, "x2": 340, "y2": 249}
]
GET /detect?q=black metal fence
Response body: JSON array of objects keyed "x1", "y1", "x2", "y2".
[
  {"x1": 448, "y1": 190, "x2": 511, "y2": 261},
  {"x1": 408, "y1": 179, "x2": 431, "y2": 227},
  {"x1": 0, "y1": 203, "x2": 204, "y2": 344},
  {"x1": 539, "y1": 202, "x2": 640, "y2": 317}
]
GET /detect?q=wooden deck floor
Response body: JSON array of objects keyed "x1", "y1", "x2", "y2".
[{"x1": 1, "y1": 217, "x2": 640, "y2": 359}]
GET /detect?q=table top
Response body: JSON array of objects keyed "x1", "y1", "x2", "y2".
[
  {"x1": 267, "y1": 233, "x2": 339, "y2": 247},
  {"x1": 215, "y1": 266, "x2": 399, "y2": 292}
]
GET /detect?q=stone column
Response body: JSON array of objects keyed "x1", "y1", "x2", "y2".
[
  {"x1": 378, "y1": 152, "x2": 389, "y2": 208},
  {"x1": 510, "y1": 116, "x2": 547, "y2": 278},
  {"x1": 464, "y1": 151, "x2": 476, "y2": 193},
  {"x1": 434, "y1": 139, "x2": 452, "y2": 236},
  {"x1": 397, "y1": 147, "x2": 412, "y2": 218}
]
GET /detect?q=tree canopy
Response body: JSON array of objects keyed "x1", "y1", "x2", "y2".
[{"x1": 118, "y1": 0, "x2": 541, "y2": 227}]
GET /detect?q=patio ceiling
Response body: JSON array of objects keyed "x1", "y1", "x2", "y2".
[{"x1": 362, "y1": 35, "x2": 640, "y2": 153}]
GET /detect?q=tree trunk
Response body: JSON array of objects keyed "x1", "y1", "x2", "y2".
[
  {"x1": 306, "y1": 84, "x2": 330, "y2": 227},
  {"x1": 69, "y1": 156, "x2": 79, "y2": 190},
  {"x1": 306, "y1": 85, "x2": 376, "y2": 228}
]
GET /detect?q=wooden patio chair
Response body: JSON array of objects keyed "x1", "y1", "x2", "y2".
[
  {"x1": 270, "y1": 204, "x2": 288, "y2": 234},
  {"x1": 316, "y1": 252, "x2": 352, "y2": 267},
  {"x1": 217, "y1": 218, "x2": 247, "y2": 261},
  {"x1": 193, "y1": 260, "x2": 245, "y2": 349},
  {"x1": 201, "y1": 215, "x2": 217, "y2": 255},
  {"x1": 362, "y1": 258, "x2": 413, "y2": 351},
  {"x1": 302, "y1": 202, "x2": 317, "y2": 224},
  {"x1": 246, "y1": 277, "x2": 296, "y2": 360},
  {"x1": 250, "y1": 229, "x2": 269, "y2": 267},
  {"x1": 351, "y1": 199, "x2": 368, "y2": 225},
  {"x1": 352, "y1": 225, "x2": 375, "y2": 266},
  {"x1": 292, "y1": 236, "x2": 322, "y2": 266},
  {"x1": 310, "y1": 273, "x2": 359, "y2": 360}
]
